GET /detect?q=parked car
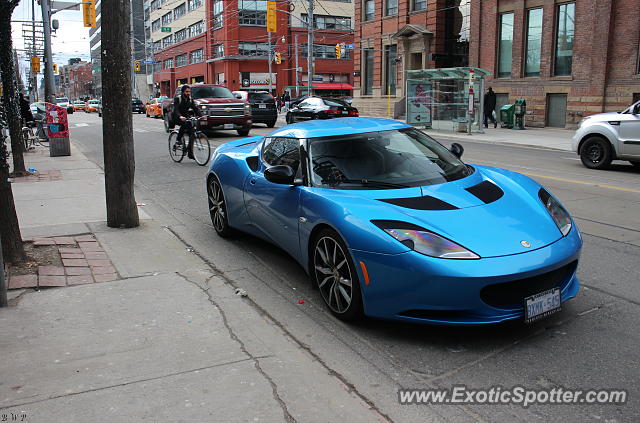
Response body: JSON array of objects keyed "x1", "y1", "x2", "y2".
[
  {"x1": 572, "y1": 100, "x2": 640, "y2": 169},
  {"x1": 206, "y1": 117, "x2": 582, "y2": 324},
  {"x1": 162, "y1": 84, "x2": 252, "y2": 136},
  {"x1": 233, "y1": 91, "x2": 277, "y2": 128},
  {"x1": 72, "y1": 100, "x2": 86, "y2": 111},
  {"x1": 85, "y1": 99, "x2": 100, "y2": 113},
  {"x1": 55, "y1": 97, "x2": 74, "y2": 114},
  {"x1": 146, "y1": 98, "x2": 163, "y2": 118},
  {"x1": 285, "y1": 97, "x2": 358, "y2": 124},
  {"x1": 132, "y1": 98, "x2": 145, "y2": 114}
]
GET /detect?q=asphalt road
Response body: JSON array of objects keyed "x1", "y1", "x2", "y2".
[{"x1": 68, "y1": 112, "x2": 640, "y2": 423}]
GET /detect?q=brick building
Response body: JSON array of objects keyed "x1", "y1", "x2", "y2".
[
  {"x1": 352, "y1": 0, "x2": 470, "y2": 117},
  {"x1": 469, "y1": 0, "x2": 640, "y2": 128},
  {"x1": 150, "y1": 0, "x2": 355, "y2": 98},
  {"x1": 60, "y1": 62, "x2": 94, "y2": 100}
]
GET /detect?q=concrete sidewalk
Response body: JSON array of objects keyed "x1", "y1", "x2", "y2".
[{"x1": 1, "y1": 145, "x2": 386, "y2": 422}]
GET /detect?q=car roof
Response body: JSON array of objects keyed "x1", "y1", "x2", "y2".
[{"x1": 268, "y1": 117, "x2": 410, "y2": 139}]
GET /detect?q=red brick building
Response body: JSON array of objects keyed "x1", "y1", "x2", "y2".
[
  {"x1": 469, "y1": 0, "x2": 640, "y2": 128},
  {"x1": 60, "y1": 62, "x2": 94, "y2": 100},
  {"x1": 352, "y1": 0, "x2": 470, "y2": 116},
  {"x1": 150, "y1": 0, "x2": 355, "y2": 98}
]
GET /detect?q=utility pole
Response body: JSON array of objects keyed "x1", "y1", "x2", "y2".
[
  {"x1": 307, "y1": 0, "x2": 313, "y2": 96},
  {"x1": 294, "y1": 33, "x2": 299, "y2": 97},
  {"x1": 40, "y1": 0, "x2": 55, "y2": 103},
  {"x1": 267, "y1": 31, "x2": 273, "y2": 94}
]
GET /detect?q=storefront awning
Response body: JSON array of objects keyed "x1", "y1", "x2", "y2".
[{"x1": 301, "y1": 82, "x2": 353, "y2": 90}]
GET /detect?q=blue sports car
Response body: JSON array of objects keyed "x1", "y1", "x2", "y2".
[{"x1": 206, "y1": 118, "x2": 582, "y2": 325}]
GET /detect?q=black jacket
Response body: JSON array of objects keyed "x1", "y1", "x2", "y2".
[
  {"x1": 483, "y1": 91, "x2": 497, "y2": 112},
  {"x1": 172, "y1": 94, "x2": 202, "y2": 123}
]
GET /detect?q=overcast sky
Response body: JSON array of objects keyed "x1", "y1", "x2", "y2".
[{"x1": 12, "y1": 1, "x2": 91, "y2": 79}]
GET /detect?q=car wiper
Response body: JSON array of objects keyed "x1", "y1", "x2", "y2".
[{"x1": 326, "y1": 178, "x2": 410, "y2": 189}]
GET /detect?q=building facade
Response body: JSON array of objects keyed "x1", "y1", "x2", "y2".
[
  {"x1": 352, "y1": 0, "x2": 470, "y2": 117},
  {"x1": 150, "y1": 0, "x2": 355, "y2": 98},
  {"x1": 60, "y1": 61, "x2": 94, "y2": 100},
  {"x1": 470, "y1": 0, "x2": 640, "y2": 128}
]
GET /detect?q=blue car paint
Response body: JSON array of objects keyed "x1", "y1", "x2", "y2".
[{"x1": 207, "y1": 117, "x2": 582, "y2": 325}]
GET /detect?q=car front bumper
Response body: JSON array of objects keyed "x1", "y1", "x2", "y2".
[
  {"x1": 198, "y1": 116, "x2": 252, "y2": 130},
  {"x1": 351, "y1": 226, "x2": 582, "y2": 325}
]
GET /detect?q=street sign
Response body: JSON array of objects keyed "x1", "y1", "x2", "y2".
[
  {"x1": 266, "y1": 1, "x2": 277, "y2": 32},
  {"x1": 83, "y1": 0, "x2": 96, "y2": 28},
  {"x1": 161, "y1": 27, "x2": 172, "y2": 32},
  {"x1": 142, "y1": 60, "x2": 158, "y2": 65},
  {"x1": 312, "y1": 76, "x2": 322, "y2": 82},
  {"x1": 345, "y1": 44, "x2": 354, "y2": 49},
  {"x1": 31, "y1": 57, "x2": 40, "y2": 73},
  {"x1": 52, "y1": 1, "x2": 80, "y2": 11}
]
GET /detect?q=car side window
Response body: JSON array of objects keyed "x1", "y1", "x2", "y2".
[
  {"x1": 262, "y1": 137, "x2": 300, "y2": 171},
  {"x1": 298, "y1": 100, "x2": 312, "y2": 108}
]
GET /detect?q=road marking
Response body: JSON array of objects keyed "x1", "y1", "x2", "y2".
[{"x1": 523, "y1": 172, "x2": 640, "y2": 193}]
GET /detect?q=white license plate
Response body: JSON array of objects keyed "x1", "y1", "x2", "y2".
[
  {"x1": 223, "y1": 123, "x2": 234, "y2": 129},
  {"x1": 342, "y1": 110, "x2": 348, "y2": 114},
  {"x1": 525, "y1": 288, "x2": 561, "y2": 323},
  {"x1": 259, "y1": 104, "x2": 267, "y2": 109}
]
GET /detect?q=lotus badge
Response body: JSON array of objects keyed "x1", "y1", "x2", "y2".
[{"x1": 521, "y1": 240, "x2": 531, "y2": 248}]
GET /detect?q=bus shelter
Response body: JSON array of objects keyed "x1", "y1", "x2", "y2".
[{"x1": 405, "y1": 67, "x2": 491, "y2": 133}]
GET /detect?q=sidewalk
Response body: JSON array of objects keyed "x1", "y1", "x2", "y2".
[{"x1": 0, "y1": 145, "x2": 385, "y2": 422}]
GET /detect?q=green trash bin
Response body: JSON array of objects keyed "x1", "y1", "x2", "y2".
[{"x1": 500, "y1": 104, "x2": 514, "y2": 129}]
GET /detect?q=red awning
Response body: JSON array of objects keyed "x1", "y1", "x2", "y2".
[{"x1": 301, "y1": 82, "x2": 353, "y2": 90}]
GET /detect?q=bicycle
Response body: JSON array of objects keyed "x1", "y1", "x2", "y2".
[{"x1": 168, "y1": 116, "x2": 211, "y2": 166}]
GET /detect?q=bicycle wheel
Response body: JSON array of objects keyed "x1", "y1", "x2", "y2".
[
  {"x1": 192, "y1": 132, "x2": 211, "y2": 166},
  {"x1": 21, "y1": 127, "x2": 33, "y2": 151},
  {"x1": 168, "y1": 131, "x2": 186, "y2": 163},
  {"x1": 36, "y1": 123, "x2": 49, "y2": 145}
]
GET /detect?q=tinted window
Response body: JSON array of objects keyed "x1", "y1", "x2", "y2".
[
  {"x1": 249, "y1": 92, "x2": 274, "y2": 102},
  {"x1": 262, "y1": 137, "x2": 300, "y2": 170},
  {"x1": 132, "y1": 100, "x2": 143, "y2": 105},
  {"x1": 191, "y1": 86, "x2": 234, "y2": 99},
  {"x1": 323, "y1": 99, "x2": 349, "y2": 107}
]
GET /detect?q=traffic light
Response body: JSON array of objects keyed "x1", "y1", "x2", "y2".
[
  {"x1": 266, "y1": 1, "x2": 277, "y2": 32},
  {"x1": 274, "y1": 52, "x2": 281, "y2": 65},
  {"x1": 134, "y1": 60, "x2": 141, "y2": 72},
  {"x1": 83, "y1": 0, "x2": 97, "y2": 28},
  {"x1": 335, "y1": 44, "x2": 341, "y2": 59},
  {"x1": 53, "y1": 63, "x2": 58, "y2": 74},
  {"x1": 31, "y1": 57, "x2": 40, "y2": 74}
]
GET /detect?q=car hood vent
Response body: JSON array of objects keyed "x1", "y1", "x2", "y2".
[
  {"x1": 465, "y1": 180, "x2": 504, "y2": 204},
  {"x1": 378, "y1": 196, "x2": 458, "y2": 210}
]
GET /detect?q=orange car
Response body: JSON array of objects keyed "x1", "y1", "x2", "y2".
[
  {"x1": 85, "y1": 99, "x2": 100, "y2": 113},
  {"x1": 146, "y1": 98, "x2": 163, "y2": 118},
  {"x1": 72, "y1": 100, "x2": 86, "y2": 111}
]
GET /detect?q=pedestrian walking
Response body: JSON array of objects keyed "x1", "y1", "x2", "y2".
[
  {"x1": 483, "y1": 87, "x2": 497, "y2": 128},
  {"x1": 283, "y1": 91, "x2": 291, "y2": 111},
  {"x1": 276, "y1": 94, "x2": 282, "y2": 113}
]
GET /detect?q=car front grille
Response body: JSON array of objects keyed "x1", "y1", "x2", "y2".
[
  {"x1": 203, "y1": 104, "x2": 246, "y2": 117},
  {"x1": 480, "y1": 261, "x2": 578, "y2": 309}
]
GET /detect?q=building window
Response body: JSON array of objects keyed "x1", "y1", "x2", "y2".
[
  {"x1": 497, "y1": 13, "x2": 514, "y2": 78},
  {"x1": 212, "y1": 0, "x2": 223, "y2": 28},
  {"x1": 384, "y1": 45, "x2": 397, "y2": 95},
  {"x1": 188, "y1": 0, "x2": 202, "y2": 11},
  {"x1": 213, "y1": 44, "x2": 224, "y2": 58},
  {"x1": 301, "y1": 14, "x2": 351, "y2": 31},
  {"x1": 144, "y1": 7, "x2": 150, "y2": 21},
  {"x1": 412, "y1": 0, "x2": 426, "y2": 12},
  {"x1": 525, "y1": 8, "x2": 543, "y2": 77},
  {"x1": 153, "y1": 40, "x2": 161, "y2": 52},
  {"x1": 163, "y1": 58, "x2": 174, "y2": 69},
  {"x1": 301, "y1": 44, "x2": 351, "y2": 59},
  {"x1": 162, "y1": 35, "x2": 173, "y2": 48},
  {"x1": 173, "y1": 3, "x2": 186, "y2": 20},
  {"x1": 239, "y1": 42, "x2": 270, "y2": 57},
  {"x1": 174, "y1": 28, "x2": 187, "y2": 43},
  {"x1": 239, "y1": 0, "x2": 267, "y2": 26},
  {"x1": 151, "y1": 0, "x2": 159, "y2": 11},
  {"x1": 364, "y1": 0, "x2": 374, "y2": 21},
  {"x1": 385, "y1": 0, "x2": 397, "y2": 16},
  {"x1": 188, "y1": 20, "x2": 204, "y2": 37},
  {"x1": 152, "y1": 19, "x2": 160, "y2": 32},
  {"x1": 190, "y1": 49, "x2": 204, "y2": 64},
  {"x1": 161, "y1": 12, "x2": 172, "y2": 26},
  {"x1": 176, "y1": 54, "x2": 188, "y2": 67},
  {"x1": 363, "y1": 48, "x2": 374, "y2": 95},
  {"x1": 554, "y1": 2, "x2": 575, "y2": 76}
]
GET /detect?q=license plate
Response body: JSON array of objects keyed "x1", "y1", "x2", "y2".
[
  {"x1": 525, "y1": 288, "x2": 561, "y2": 323},
  {"x1": 342, "y1": 110, "x2": 348, "y2": 114},
  {"x1": 223, "y1": 123, "x2": 234, "y2": 129},
  {"x1": 259, "y1": 104, "x2": 267, "y2": 109}
]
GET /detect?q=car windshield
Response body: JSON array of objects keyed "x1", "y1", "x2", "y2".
[
  {"x1": 56, "y1": 98, "x2": 68, "y2": 103},
  {"x1": 89, "y1": 100, "x2": 100, "y2": 104},
  {"x1": 308, "y1": 128, "x2": 472, "y2": 189},
  {"x1": 74, "y1": 101, "x2": 83, "y2": 104},
  {"x1": 191, "y1": 86, "x2": 234, "y2": 99},
  {"x1": 622, "y1": 100, "x2": 640, "y2": 114},
  {"x1": 132, "y1": 100, "x2": 143, "y2": 105},
  {"x1": 249, "y1": 92, "x2": 273, "y2": 102}
]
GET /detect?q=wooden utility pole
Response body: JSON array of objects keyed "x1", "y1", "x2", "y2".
[{"x1": 101, "y1": 0, "x2": 139, "y2": 228}]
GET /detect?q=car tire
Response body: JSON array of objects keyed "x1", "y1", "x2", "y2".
[
  {"x1": 286, "y1": 113, "x2": 293, "y2": 124},
  {"x1": 311, "y1": 228, "x2": 364, "y2": 321},
  {"x1": 580, "y1": 136, "x2": 613, "y2": 170},
  {"x1": 237, "y1": 128, "x2": 250, "y2": 136},
  {"x1": 266, "y1": 120, "x2": 276, "y2": 128},
  {"x1": 207, "y1": 175, "x2": 234, "y2": 238},
  {"x1": 630, "y1": 161, "x2": 640, "y2": 169}
]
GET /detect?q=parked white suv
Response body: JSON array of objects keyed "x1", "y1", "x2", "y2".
[{"x1": 572, "y1": 101, "x2": 640, "y2": 169}]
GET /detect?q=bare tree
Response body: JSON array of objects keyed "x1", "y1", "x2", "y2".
[
  {"x1": 0, "y1": 0, "x2": 25, "y2": 263},
  {"x1": 0, "y1": 0, "x2": 27, "y2": 177},
  {"x1": 101, "y1": 0, "x2": 139, "y2": 228}
]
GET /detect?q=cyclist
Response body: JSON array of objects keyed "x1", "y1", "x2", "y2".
[{"x1": 172, "y1": 84, "x2": 202, "y2": 159}]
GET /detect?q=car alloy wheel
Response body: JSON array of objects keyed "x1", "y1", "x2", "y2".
[
  {"x1": 313, "y1": 230, "x2": 363, "y2": 320},
  {"x1": 207, "y1": 176, "x2": 233, "y2": 237},
  {"x1": 580, "y1": 136, "x2": 612, "y2": 170}
]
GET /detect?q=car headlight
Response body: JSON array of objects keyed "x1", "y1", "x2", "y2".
[
  {"x1": 199, "y1": 105, "x2": 207, "y2": 110},
  {"x1": 372, "y1": 221, "x2": 479, "y2": 259},
  {"x1": 244, "y1": 104, "x2": 251, "y2": 109},
  {"x1": 538, "y1": 189, "x2": 572, "y2": 236}
]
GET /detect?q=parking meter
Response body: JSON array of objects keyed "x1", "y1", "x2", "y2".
[{"x1": 514, "y1": 99, "x2": 526, "y2": 130}]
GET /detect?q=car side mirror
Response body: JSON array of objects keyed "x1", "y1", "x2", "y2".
[
  {"x1": 450, "y1": 143, "x2": 464, "y2": 159},
  {"x1": 264, "y1": 165, "x2": 295, "y2": 185}
]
